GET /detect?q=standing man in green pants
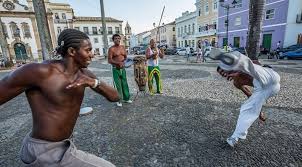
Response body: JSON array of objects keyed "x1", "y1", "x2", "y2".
[
  {"x1": 145, "y1": 39, "x2": 164, "y2": 95},
  {"x1": 108, "y1": 34, "x2": 132, "y2": 107}
]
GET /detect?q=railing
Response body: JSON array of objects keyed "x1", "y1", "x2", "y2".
[{"x1": 54, "y1": 19, "x2": 68, "y2": 24}]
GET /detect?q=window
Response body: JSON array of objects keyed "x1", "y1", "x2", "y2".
[
  {"x1": 198, "y1": 9, "x2": 201, "y2": 16},
  {"x1": 205, "y1": 1, "x2": 209, "y2": 14},
  {"x1": 83, "y1": 27, "x2": 89, "y2": 34},
  {"x1": 213, "y1": 0, "x2": 218, "y2": 10},
  {"x1": 265, "y1": 9, "x2": 275, "y2": 20},
  {"x1": 178, "y1": 41, "x2": 180, "y2": 47},
  {"x1": 224, "y1": 20, "x2": 228, "y2": 28},
  {"x1": 184, "y1": 25, "x2": 187, "y2": 33},
  {"x1": 54, "y1": 13, "x2": 59, "y2": 19},
  {"x1": 235, "y1": 17, "x2": 241, "y2": 26},
  {"x1": 74, "y1": 27, "x2": 80, "y2": 31},
  {"x1": 94, "y1": 37, "x2": 99, "y2": 43},
  {"x1": 62, "y1": 13, "x2": 66, "y2": 19},
  {"x1": 235, "y1": 0, "x2": 242, "y2": 8},
  {"x1": 115, "y1": 27, "x2": 120, "y2": 34},
  {"x1": 2, "y1": 22, "x2": 8, "y2": 38},
  {"x1": 199, "y1": 26, "x2": 201, "y2": 32},
  {"x1": 9, "y1": 22, "x2": 20, "y2": 38},
  {"x1": 188, "y1": 25, "x2": 191, "y2": 33},
  {"x1": 100, "y1": 27, "x2": 103, "y2": 35},
  {"x1": 181, "y1": 27, "x2": 183, "y2": 35},
  {"x1": 108, "y1": 27, "x2": 113, "y2": 34},
  {"x1": 95, "y1": 48, "x2": 100, "y2": 55},
  {"x1": 173, "y1": 27, "x2": 175, "y2": 31},
  {"x1": 181, "y1": 41, "x2": 184, "y2": 47},
  {"x1": 178, "y1": 28, "x2": 180, "y2": 37},
  {"x1": 57, "y1": 27, "x2": 62, "y2": 34},
  {"x1": 92, "y1": 27, "x2": 98, "y2": 34},
  {"x1": 21, "y1": 22, "x2": 31, "y2": 38},
  {"x1": 192, "y1": 23, "x2": 195, "y2": 33},
  {"x1": 192, "y1": 40, "x2": 195, "y2": 47}
]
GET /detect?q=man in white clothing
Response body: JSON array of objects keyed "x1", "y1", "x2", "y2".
[{"x1": 209, "y1": 48, "x2": 281, "y2": 147}]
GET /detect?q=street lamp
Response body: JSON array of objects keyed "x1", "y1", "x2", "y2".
[{"x1": 220, "y1": 0, "x2": 238, "y2": 47}]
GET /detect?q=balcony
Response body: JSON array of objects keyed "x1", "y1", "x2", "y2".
[
  {"x1": 297, "y1": 14, "x2": 302, "y2": 24},
  {"x1": 54, "y1": 19, "x2": 69, "y2": 24},
  {"x1": 196, "y1": 24, "x2": 217, "y2": 37}
]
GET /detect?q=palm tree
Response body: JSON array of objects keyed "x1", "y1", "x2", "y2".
[
  {"x1": 32, "y1": 0, "x2": 53, "y2": 60},
  {"x1": 246, "y1": 0, "x2": 265, "y2": 60}
]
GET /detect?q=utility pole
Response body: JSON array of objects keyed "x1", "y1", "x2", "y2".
[
  {"x1": 0, "y1": 17, "x2": 10, "y2": 61},
  {"x1": 100, "y1": 0, "x2": 109, "y2": 59},
  {"x1": 220, "y1": 0, "x2": 237, "y2": 48},
  {"x1": 32, "y1": 0, "x2": 53, "y2": 60}
]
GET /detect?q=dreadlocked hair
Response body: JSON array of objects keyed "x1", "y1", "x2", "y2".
[{"x1": 56, "y1": 29, "x2": 89, "y2": 57}]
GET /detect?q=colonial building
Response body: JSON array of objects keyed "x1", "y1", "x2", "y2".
[
  {"x1": 195, "y1": 0, "x2": 218, "y2": 46},
  {"x1": 0, "y1": 0, "x2": 126, "y2": 62},
  {"x1": 73, "y1": 17, "x2": 123, "y2": 55},
  {"x1": 0, "y1": 0, "x2": 43, "y2": 62},
  {"x1": 175, "y1": 11, "x2": 197, "y2": 48},
  {"x1": 217, "y1": 0, "x2": 302, "y2": 50}
]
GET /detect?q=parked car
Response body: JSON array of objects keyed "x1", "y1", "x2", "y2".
[
  {"x1": 278, "y1": 44, "x2": 302, "y2": 57},
  {"x1": 136, "y1": 49, "x2": 146, "y2": 55},
  {"x1": 164, "y1": 48, "x2": 177, "y2": 55},
  {"x1": 260, "y1": 47, "x2": 270, "y2": 55},
  {"x1": 280, "y1": 48, "x2": 302, "y2": 60},
  {"x1": 176, "y1": 48, "x2": 187, "y2": 56},
  {"x1": 232, "y1": 47, "x2": 246, "y2": 55}
]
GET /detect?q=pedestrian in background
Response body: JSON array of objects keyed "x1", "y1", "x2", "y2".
[{"x1": 186, "y1": 45, "x2": 191, "y2": 62}]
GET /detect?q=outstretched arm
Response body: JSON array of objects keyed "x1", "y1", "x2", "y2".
[
  {"x1": 66, "y1": 69, "x2": 120, "y2": 102},
  {"x1": 0, "y1": 63, "x2": 43, "y2": 105}
]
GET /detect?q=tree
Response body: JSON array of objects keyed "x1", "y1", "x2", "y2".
[{"x1": 246, "y1": 0, "x2": 265, "y2": 60}]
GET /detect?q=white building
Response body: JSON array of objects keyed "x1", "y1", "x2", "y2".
[
  {"x1": 0, "y1": 0, "x2": 43, "y2": 61},
  {"x1": 0, "y1": 0, "x2": 126, "y2": 62},
  {"x1": 284, "y1": 0, "x2": 302, "y2": 47},
  {"x1": 175, "y1": 11, "x2": 198, "y2": 49},
  {"x1": 73, "y1": 17, "x2": 123, "y2": 56}
]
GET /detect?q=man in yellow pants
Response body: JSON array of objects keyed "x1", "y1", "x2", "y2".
[{"x1": 145, "y1": 39, "x2": 164, "y2": 95}]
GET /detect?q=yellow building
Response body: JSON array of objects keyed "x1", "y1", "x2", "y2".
[{"x1": 195, "y1": 0, "x2": 218, "y2": 46}]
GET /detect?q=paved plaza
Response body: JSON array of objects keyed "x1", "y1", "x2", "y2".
[{"x1": 0, "y1": 55, "x2": 301, "y2": 167}]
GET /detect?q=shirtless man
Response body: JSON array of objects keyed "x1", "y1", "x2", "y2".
[
  {"x1": 108, "y1": 34, "x2": 132, "y2": 107},
  {"x1": 145, "y1": 39, "x2": 164, "y2": 95},
  {"x1": 0, "y1": 29, "x2": 119, "y2": 166},
  {"x1": 210, "y1": 48, "x2": 280, "y2": 147}
]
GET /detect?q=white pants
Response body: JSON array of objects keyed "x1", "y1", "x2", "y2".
[{"x1": 231, "y1": 66, "x2": 280, "y2": 140}]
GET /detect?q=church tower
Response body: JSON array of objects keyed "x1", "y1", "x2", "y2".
[{"x1": 124, "y1": 21, "x2": 132, "y2": 49}]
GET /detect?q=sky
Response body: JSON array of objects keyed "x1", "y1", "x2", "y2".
[{"x1": 19, "y1": 0, "x2": 196, "y2": 34}]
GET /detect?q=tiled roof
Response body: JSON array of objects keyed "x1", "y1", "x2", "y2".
[{"x1": 74, "y1": 17, "x2": 123, "y2": 22}]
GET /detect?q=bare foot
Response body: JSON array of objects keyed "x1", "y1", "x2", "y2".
[{"x1": 259, "y1": 111, "x2": 267, "y2": 123}]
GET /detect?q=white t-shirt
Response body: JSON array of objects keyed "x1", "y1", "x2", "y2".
[{"x1": 186, "y1": 47, "x2": 191, "y2": 54}]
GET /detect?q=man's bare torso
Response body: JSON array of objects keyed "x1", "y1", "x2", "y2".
[
  {"x1": 27, "y1": 61, "x2": 85, "y2": 142},
  {"x1": 110, "y1": 45, "x2": 126, "y2": 64}
]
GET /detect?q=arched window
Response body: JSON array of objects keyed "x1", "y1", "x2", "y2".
[
  {"x1": 21, "y1": 22, "x2": 31, "y2": 38},
  {"x1": 9, "y1": 22, "x2": 20, "y2": 38},
  {"x1": 1, "y1": 22, "x2": 8, "y2": 38}
]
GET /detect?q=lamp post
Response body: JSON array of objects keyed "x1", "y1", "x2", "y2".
[
  {"x1": 220, "y1": 0, "x2": 237, "y2": 47},
  {"x1": 100, "y1": 0, "x2": 109, "y2": 59}
]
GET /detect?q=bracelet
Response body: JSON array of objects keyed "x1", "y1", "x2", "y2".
[{"x1": 92, "y1": 79, "x2": 99, "y2": 88}]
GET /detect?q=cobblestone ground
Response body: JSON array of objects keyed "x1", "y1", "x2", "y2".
[{"x1": 0, "y1": 56, "x2": 301, "y2": 167}]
